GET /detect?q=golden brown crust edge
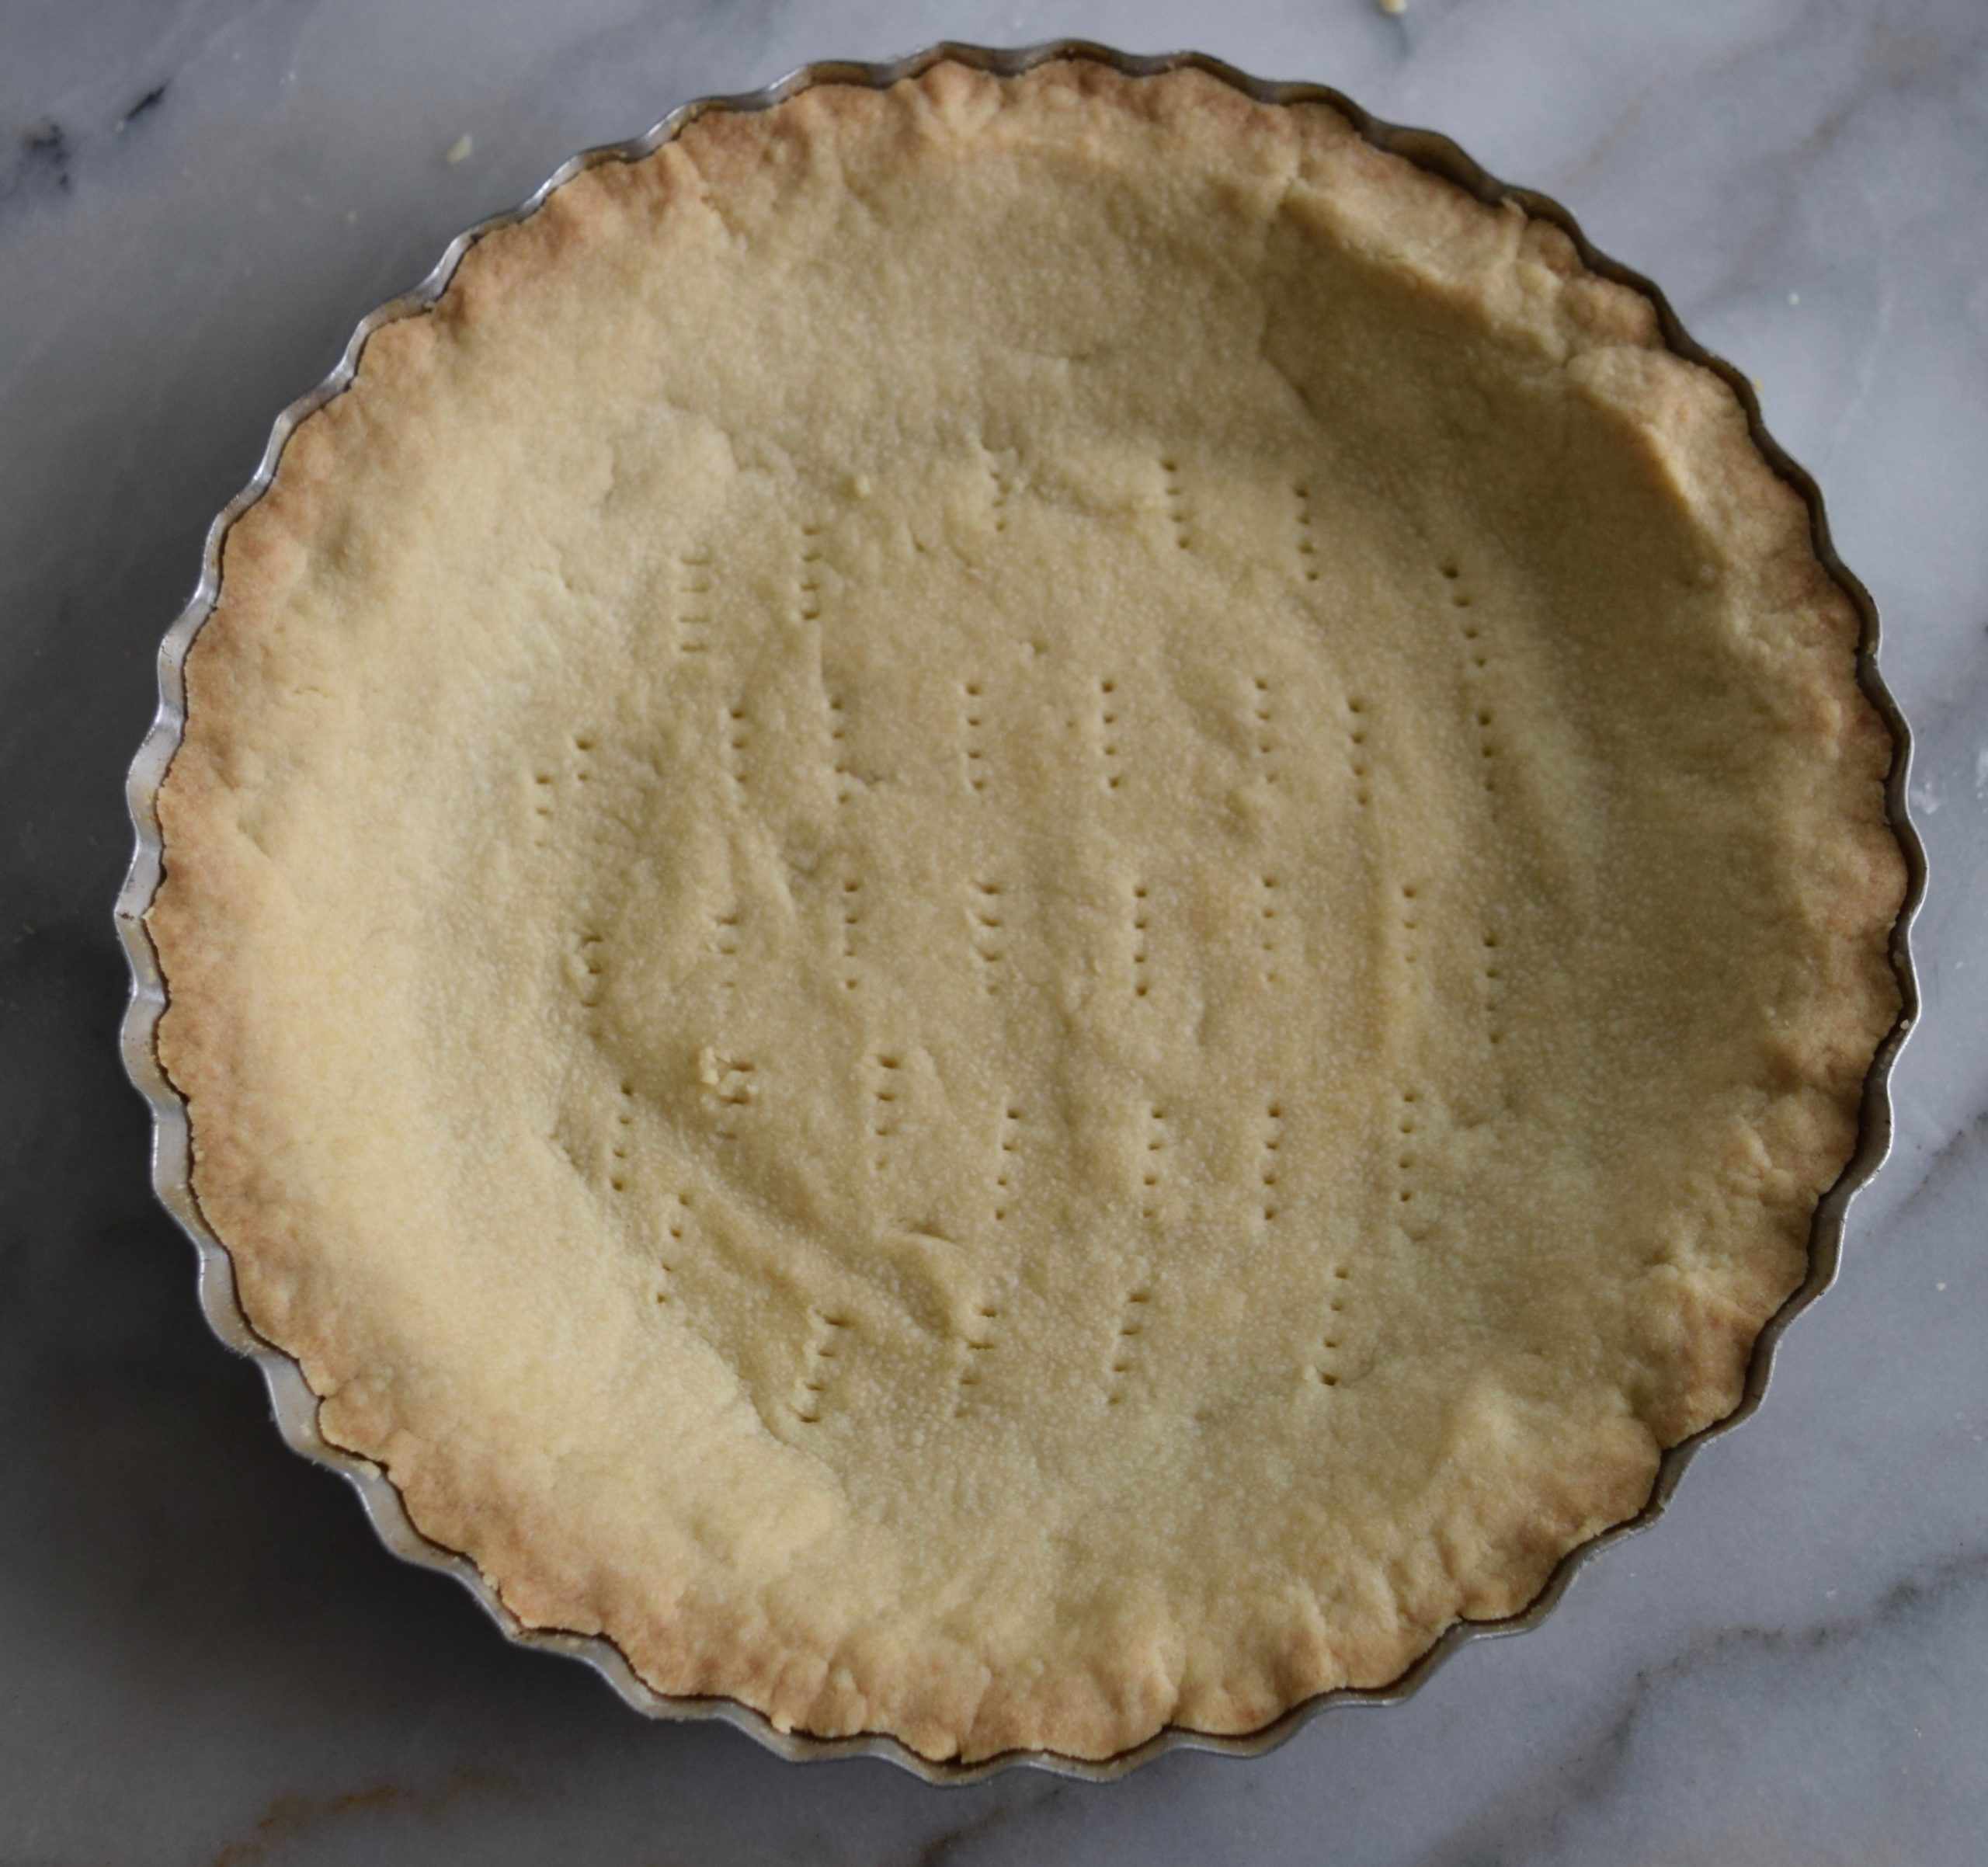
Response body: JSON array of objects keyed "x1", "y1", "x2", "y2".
[{"x1": 145, "y1": 57, "x2": 1908, "y2": 1763}]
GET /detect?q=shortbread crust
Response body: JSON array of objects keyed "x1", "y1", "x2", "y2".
[{"x1": 148, "y1": 59, "x2": 1904, "y2": 1761}]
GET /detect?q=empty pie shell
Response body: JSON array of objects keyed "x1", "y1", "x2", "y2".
[{"x1": 125, "y1": 47, "x2": 1913, "y2": 1770}]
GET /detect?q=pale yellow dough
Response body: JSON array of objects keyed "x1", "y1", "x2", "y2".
[{"x1": 150, "y1": 60, "x2": 1904, "y2": 1760}]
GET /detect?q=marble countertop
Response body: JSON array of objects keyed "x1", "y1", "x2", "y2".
[{"x1": 3, "y1": 1, "x2": 1984, "y2": 1860}]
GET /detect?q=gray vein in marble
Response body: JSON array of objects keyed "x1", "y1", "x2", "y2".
[
  {"x1": 905, "y1": 1784, "x2": 1070, "y2": 1867},
  {"x1": 1694, "y1": 16, "x2": 1954, "y2": 309},
  {"x1": 1817, "y1": 276, "x2": 1896, "y2": 474},
  {"x1": 2, "y1": 117, "x2": 73, "y2": 203},
  {"x1": 1412, "y1": 1547, "x2": 1988, "y2": 1867},
  {"x1": 1888, "y1": 1107, "x2": 1988, "y2": 1225}
]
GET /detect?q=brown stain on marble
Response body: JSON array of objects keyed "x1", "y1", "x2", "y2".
[{"x1": 208, "y1": 1768, "x2": 505, "y2": 1865}]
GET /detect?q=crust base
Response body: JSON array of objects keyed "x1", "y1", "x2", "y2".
[{"x1": 148, "y1": 60, "x2": 1904, "y2": 1761}]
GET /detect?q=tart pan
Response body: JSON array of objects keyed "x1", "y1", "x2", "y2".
[{"x1": 114, "y1": 39, "x2": 1924, "y2": 1784}]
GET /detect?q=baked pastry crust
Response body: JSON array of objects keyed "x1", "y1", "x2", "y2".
[{"x1": 148, "y1": 59, "x2": 1904, "y2": 1761}]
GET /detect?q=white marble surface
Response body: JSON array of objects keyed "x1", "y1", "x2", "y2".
[{"x1": 2, "y1": 0, "x2": 1984, "y2": 1860}]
